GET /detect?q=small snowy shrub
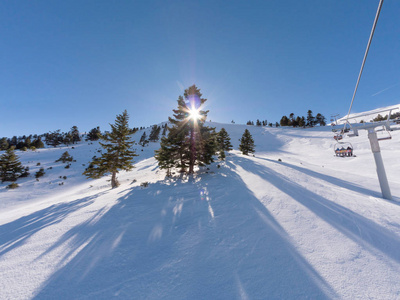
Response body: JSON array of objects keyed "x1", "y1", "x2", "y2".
[
  {"x1": 140, "y1": 182, "x2": 149, "y2": 188},
  {"x1": 6, "y1": 183, "x2": 19, "y2": 189},
  {"x1": 35, "y1": 168, "x2": 45, "y2": 179},
  {"x1": 56, "y1": 151, "x2": 73, "y2": 163}
]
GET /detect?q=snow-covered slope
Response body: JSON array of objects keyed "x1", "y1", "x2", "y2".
[
  {"x1": 336, "y1": 103, "x2": 400, "y2": 124},
  {"x1": 1, "y1": 123, "x2": 400, "y2": 299}
]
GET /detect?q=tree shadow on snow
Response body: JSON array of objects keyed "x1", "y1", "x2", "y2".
[
  {"x1": 31, "y1": 165, "x2": 337, "y2": 299},
  {"x1": 0, "y1": 194, "x2": 103, "y2": 257},
  {"x1": 234, "y1": 155, "x2": 400, "y2": 264},
  {"x1": 256, "y1": 156, "x2": 383, "y2": 198}
]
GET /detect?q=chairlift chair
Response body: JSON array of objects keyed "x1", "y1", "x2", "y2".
[
  {"x1": 333, "y1": 134, "x2": 343, "y2": 141},
  {"x1": 376, "y1": 127, "x2": 392, "y2": 141},
  {"x1": 334, "y1": 141, "x2": 354, "y2": 157}
]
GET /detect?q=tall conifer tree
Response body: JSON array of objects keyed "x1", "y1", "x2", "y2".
[
  {"x1": 239, "y1": 129, "x2": 255, "y2": 155},
  {"x1": 71, "y1": 126, "x2": 81, "y2": 144},
  {"x1": 83, "y1": 110, "x2": 138, "y2": 188},
  {"x1": 0, "y1": 148, "x2": 26, "y2": 182},
  {"x1": 217, "y1": 128, "x2": 232, "y2": 160},
  {"x1": 155, "y1": 85, "x2": 217, "y2": 174}
]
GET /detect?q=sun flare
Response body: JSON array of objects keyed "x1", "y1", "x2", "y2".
[{"x1": 189, "y1": 108, "x2": 201, "y2": 121}]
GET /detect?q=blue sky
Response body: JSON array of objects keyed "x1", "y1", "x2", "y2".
[{"x1": 1, "y1": 0, "x2": 399, "y2": 137}]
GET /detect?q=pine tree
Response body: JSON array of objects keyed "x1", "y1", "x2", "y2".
[
  {"x1": 139, "y1": 132, "x2": 148, "y2": 147},
  {"x1": 316, "y1": 113, "x2": 326, "y2": 126},
  {"x1": 217, "y1": 128, "x2": 232, "y2": 160},
  {"x1": 155, "y1": 85, "x2": 217, "y2": 174},
  {"x1": 56, "y1": 151, "x2": 73, "y2": 163},
  {"x1": 0, "y1": 137, "x2": 9, "y2": 150},
  {"x1": 45, "y1": 130, "x2": 62, "y2": 147},
  {"x1": 63, "y1": 133, "x2": 73, "y2": 146},
  {"x1": 86, "y1": 127, "x2": 101, "y2": 141},
  {"x1": 25, "y1": 137, "x2": 32, "y2": 148},
  {"x1": 149, "y1": 125, "x2": 161, "y2": 142},
  {"x1": 306, "y1": 110, "x2": 315, "y2": 127},
  {"x1": 155, "y1": 138, "x2": 175, "y2": 177},
  {"x1": 294, "y1": 116, "x2": 300, "y2": 127},
  {"x1": 71, "y1": 126, "x2": 81, "y2": 144},
  {"x1": 239, "y1": 129, "x2": 255, "y2": 155},
  {"x1": 0, "y1": 148, "x2": 25, "y2": 182},
  {"x1": 83, "y1": 110, "x2": 138, "y2": 188},
  {"x1": 161, "y1": 125, "x2": 168, "y2": 136},
  {"x1": 280, "y1": 116, "x2": 289, "y2": 126},
  {"x1": 32, "y1": 137, "x2": 44, "y2": 149}
]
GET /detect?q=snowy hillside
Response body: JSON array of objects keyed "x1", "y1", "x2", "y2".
[
  {"x1": 1, "y1": 122, "x2": 400, "y2": 299},
  {"x1": 336, "y1": 103, "x2": 400, "y2": 124}
]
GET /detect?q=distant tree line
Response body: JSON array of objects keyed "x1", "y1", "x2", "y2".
[
  {"x1": 0, "y1": 125, "x2": 142, "y2": 151},
  {"x1": 371, "y1": 112, "x2": 400, "y2": 122},
  {"x1": 280, "y1": 110, "x2": 326, "y2": 127}
]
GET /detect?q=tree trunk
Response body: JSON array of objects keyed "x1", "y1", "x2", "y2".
[
  {"x1": 179, "y1": 152, "x2": 185, "y2": 173},
  {"x1": 111, "y1": 171, "x2": 119, "y2": 188},
  {"x1": 189, "y1": 129, "x2": 195, "y2": 174}
]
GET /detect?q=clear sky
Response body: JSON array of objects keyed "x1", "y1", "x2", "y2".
[{"x1": 1, "y1": 0, "x2": 400, "y2": 137}]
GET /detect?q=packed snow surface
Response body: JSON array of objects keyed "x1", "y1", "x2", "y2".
[{"x1": 1, "y1": 122, "x2": 400, "y2": 299}]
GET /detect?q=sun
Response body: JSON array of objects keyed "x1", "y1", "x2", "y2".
[{"x1": 189, "y1": 108, "x2": 201, "y2": 121}]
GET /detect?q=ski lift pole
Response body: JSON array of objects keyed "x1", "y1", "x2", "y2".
[{"x1": 368, "y1": 129, "x2": 392, "y2": 200}]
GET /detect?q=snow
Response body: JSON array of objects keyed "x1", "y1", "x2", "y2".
[
  {"x1": 336, "y1": 103, "x2": 400, "y2": 124},
  {"x1": 1, "y1": 122, "x2": 400, "y2": 299}
]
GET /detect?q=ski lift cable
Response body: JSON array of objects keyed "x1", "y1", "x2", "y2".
[{"x1": 343, "y1": 0, "x2": 384, "y2": 132}]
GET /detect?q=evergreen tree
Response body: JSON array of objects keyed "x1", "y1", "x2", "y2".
[
  {"x1": 32, "y1": 137, "x2": 44, "y2": 149},
  {"x1": 299, "y1": 116, "x2": 306, "y2": 127},
  {"x1": 280, "y1": 116, "x2": 289, "y2": 126},
  {"x1": 10, "y1": 136, "x2": 17, "y2": 147},
  {"x1": 86, "y1": 127, "x2": 101, "y2": 141},
  {"x1": 149, "y1": 125, "x2": 161, "y2": 142},
  {"x1": 56, "y1": 151, "x2": 73, "y2": 163},
  {"x1": 45, "y1": 130, "x2": 62, "y2": 147},
  {"x1": 71, "y1": 126, "x2": 81, "y2": 144},
  {"x1": 0, "y1": 148, "x2": 25, "y2": 182},
  {"x1": 256, "y1": 119, "x2": 262, "y2": 126},
  {"x1": 0, "y1": 137, "x2": 9, "y2": 150},
  {"x1": 289, "y1": 113, "x2": 295, "y2": 126},
  {"x1": 139, "y1": 132, "x2": 148, "y2": 147},
  {"x1": 155, "y1": 139, "x2": 175, "y2": 177},
  {"x1": 306, "y1": 110, "x2": 315, "y2": 127},
  {"x1": 316, "y1": 113, "x2": 326, "y2": 126},
  {"x1": 155, "y1": 85, "x2": 217, "y2": 174},
  {"x1": 63, "y1": 133, "x2": 73, "y2": 146},
  {"x1": 25, "y1": 137, "x2": 32, "y2": 148},
  {"x1": 161, "y1": 125, "x2": 168, "y2": 136},
  {"x1": 294, "y1": 116, "x2": 301, "y2": 127},
  {"x1": 217, "y1": 128, "x2": 232, "y2": 160},
  {"x1": 83, "y1": 110, "x2": 138, "y2": 188},
  {"x1": 239, "y1": 129, "x2": 255, "y2": 155}
]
